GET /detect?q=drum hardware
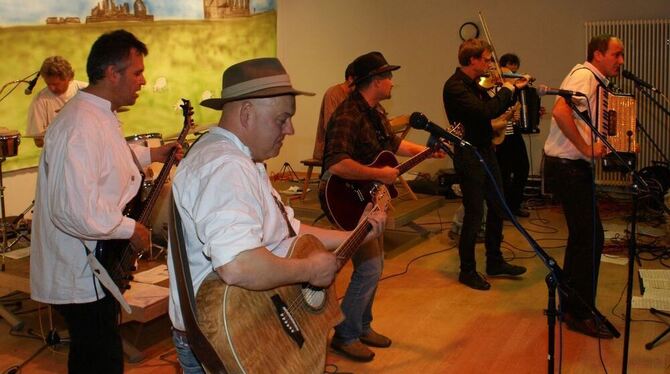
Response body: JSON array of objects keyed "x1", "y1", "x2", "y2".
[
  {"x1": 0, "y1": 130, "x2": 21, "y2": 255},
  {"x1": 0, "y1": 130, "x2": 24, "y2": 332}
]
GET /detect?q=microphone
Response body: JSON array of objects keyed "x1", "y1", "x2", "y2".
[
  {"x1": 537, "y1": 84, "x2": 586, "y2": 98},
  {"x1": 622, "y1": 69, "x2": 660, "y2": 93},
  {"x1": 24, "y1": 72, "x2": 40, "y2": 95},
  {"x1": 409, "y1": 112, "x2": 468, "y2": 146}
]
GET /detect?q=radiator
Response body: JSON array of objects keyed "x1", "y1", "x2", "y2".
[{"x1": 585, "y1": 19, "x2": 670, "y2": 186}]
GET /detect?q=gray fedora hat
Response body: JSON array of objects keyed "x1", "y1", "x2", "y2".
[{"x1": 201, "y1": 57, "x2": 314, "y2": 110}]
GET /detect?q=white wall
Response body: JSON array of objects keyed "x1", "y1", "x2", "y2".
[
  {"x1": 273, "y1": 0, "x2": 670, "y2": 176},
  {"x1": 4, "y1": 0, "x2": 670, "y2": 217}
]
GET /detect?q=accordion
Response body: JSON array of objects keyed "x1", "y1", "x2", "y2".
[{"x1": 597, "y1": 86, "x2": 637, "y2": 170}]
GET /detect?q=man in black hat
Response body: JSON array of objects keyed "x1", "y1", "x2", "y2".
[
  {"x1": 323, "y1": 51, "x2": 438, "y2": 362},
  {"x1": 443, "y1": 39, "x2": 529, "y2": 291},
  {"x1": 168, "y1": 57, "x2": 387, "y2": 373}
]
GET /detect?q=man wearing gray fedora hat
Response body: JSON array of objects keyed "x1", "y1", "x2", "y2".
[
  {"x1": 167, "y1": 57, "x2": 387, "y2": 373},
  {"x1": 323, "y1": 51, "x2": 443, "y2": 362}
]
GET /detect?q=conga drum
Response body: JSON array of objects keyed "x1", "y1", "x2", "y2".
[{"x1": 0, "y1": 129, "x2": 21, "y2": 158}]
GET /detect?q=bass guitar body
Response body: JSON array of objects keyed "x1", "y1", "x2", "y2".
[{"x1": 195, "y1": 234, "x2": 343, "y2": 374}]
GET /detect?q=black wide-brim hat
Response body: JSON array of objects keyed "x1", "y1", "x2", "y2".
[
  {"x1": 351, "y1": 51, "x2": 400, "y2": 86},
  {"x1": 201, "y1": 57, "x2": 314, "y2": 110}
]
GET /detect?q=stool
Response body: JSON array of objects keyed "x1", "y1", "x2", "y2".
[{"x1": 300, "y1": 158, "x2": 322, "y2": 200}]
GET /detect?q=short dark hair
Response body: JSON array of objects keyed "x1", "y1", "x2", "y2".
[
  {"x1": 499, "y1": 53, "x2": 520, "y2": 68},
  {"x1": 458, "y1": 38, "x2": 491, "y2": 66},
  {"x1": 587, "y1": 34, "x2": 616, "y2": 62},
  {"x1": 87, "y1": 29, "x2": 148, "y2": 84},
  {"x1": 345, "y1": 62, "x2": 355, "y2": 80}
]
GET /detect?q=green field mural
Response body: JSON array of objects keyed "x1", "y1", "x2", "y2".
[{"x1": 0, "y1": 3, "x2": 276, "y2": 171}]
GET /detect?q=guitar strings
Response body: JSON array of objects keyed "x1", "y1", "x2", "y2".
[{"x1": 283, "y1": 224, "x2": 371, "y2": 313}]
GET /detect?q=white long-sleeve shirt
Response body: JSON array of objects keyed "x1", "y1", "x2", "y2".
[{"x1": 30, "y1": 91, "x2": 151, "y2": 304}]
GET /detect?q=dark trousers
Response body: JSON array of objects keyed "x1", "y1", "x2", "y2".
[
  {"x1": 454, "y1": 145, "x2": 506, "y2": 272},
  {"x1": 543, "y1": 156, "x2": 604, "y2": 319},
  {"x1": 54, "y1": 295, "x2": 123, "y2": 374},
  {"x1": 496, "y1": 132, "x2": 529, "y2": 212}
]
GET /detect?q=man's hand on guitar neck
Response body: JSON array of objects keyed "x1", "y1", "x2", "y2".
[
  {"x1": 129, "y1": 222, "x2": 151, "y2": 253},
  {"x1": 150, "y1": 142, "x2": 184, "y2": 164},
  {"x1": 359, "y1": 203, "x2": 387, "y2": 245}
]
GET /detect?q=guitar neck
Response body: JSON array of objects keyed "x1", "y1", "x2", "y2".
[
  {"x1": 137, "y1": 101, "x2": 193, "y2": 225},
  {"x1": 333, "y1": 221, "x2": 373, "y2": 271},
  {"x1": 395, "y1": 147, "x2": 433, "y2": 176}
]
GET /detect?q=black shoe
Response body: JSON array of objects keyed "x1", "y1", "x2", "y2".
[
  {"x1": 514, "y1": 208, "x2": 530, "y2": 218},
  {"x1": 563, "y1": 313, "x2": 614, "y2": 339},
  {"x1": 459, "y1": 271, "x2": 491, "y2": 290},
  {"x1": 486, "y1": 261, "x2": 527, "y2": 276}
]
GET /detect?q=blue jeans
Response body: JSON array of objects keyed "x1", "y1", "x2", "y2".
[
  {"x1": 333, "y1": 238, "x2": 383, "y2": 343},
  {"x1": 172, "y1": 329, "x2": 205, "y2": 374}
]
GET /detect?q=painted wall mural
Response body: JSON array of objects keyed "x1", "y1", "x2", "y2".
[{"x1": 0, "y1": 0, "x2": 277, "y2": 171}]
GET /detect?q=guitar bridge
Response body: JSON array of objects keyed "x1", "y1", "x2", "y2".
[{"x1": 271, "y1": 294, "x2": 305, "y2": 348}]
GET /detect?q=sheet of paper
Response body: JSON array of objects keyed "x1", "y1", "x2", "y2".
[
  {"x1": 133, "y1": 264, "x2": 169, "y2": 284},
  {"x1": 601, "y1": 254, "x2": 628, "y2": 265},
  {"x1": 2, "y1": 247, "x2": 30, "y2": 259},
  {"x1": 124, "y1": 281, "x2": 169, "y2": 308},
  {"x1": 632, "y1": 296, "x2": 670, "y2": 312}
]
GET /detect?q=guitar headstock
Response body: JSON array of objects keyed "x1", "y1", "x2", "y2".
[
  {"x1": 372, "y1": 185, "x2": 392, "y2": 212},
  {"x1": 180, "y1": 98, "x2": 195, "y2": 131}
]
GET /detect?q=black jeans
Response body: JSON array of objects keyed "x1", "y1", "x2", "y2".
[
  {"x1": 54, "y1": 295, "x2": 123, "y2": 374},
  {"x1": 543, "y1": 156, "x2": 604, "y2": 319},
  {"x1": 454, "y1": 145, "x2": 506, "y2": 272},
  {"x1": 496, "y1": 132, "x2": 529, "y2": 212}
]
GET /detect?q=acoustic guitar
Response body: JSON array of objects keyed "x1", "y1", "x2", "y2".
[
  {"x1": 319, "y1": 146, "x2": 435, "y2": 230},
  {"x1": 97, "y1": 99, "x2": 193, "y2": 293},
  {"x1": 194, "y1": 187, "x2": 391, "y2": 373}
]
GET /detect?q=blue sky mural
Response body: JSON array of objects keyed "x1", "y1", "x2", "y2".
[{"x1": 0, "y1": 0, "x2": 276, "y2": 25}]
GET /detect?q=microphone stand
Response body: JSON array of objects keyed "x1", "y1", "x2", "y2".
[
  {"x1": 564, "y1": 98, "x2": 647, "y2": 374},
  {"x1": 0, "y1": 72, "x2": 39, "y2": 103},
  {"x1": 431, "y1": 135, "x2": 619, "y2": 374}
]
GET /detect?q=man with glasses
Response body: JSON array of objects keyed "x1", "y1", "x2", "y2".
[
  {"x1": 443, "y1": 39, "x2": 529, "y2": 291},
  {"x1": 323, "y1": 51, "x2": 437, "y2": 362}
]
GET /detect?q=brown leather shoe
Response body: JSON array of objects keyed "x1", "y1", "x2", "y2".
[
  {"x1": 330, "y1": 340, "x2": 375, "y2": 362},
  {"x1": 360, "y1": 329, "x2": 392, "y2": 348}
]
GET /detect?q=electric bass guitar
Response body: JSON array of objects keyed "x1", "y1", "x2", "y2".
[
  {"x1": 194, "y1": 187, "x2": 391, "y2": 373},
  {"x1": 97, "y1": 98, "x2": 193, "y2": 293},
  {"x1": 319, "y1": 146, "x2": 435, "y2": 230}
]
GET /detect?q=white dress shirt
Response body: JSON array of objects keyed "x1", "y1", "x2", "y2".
[
  {"x1": 168, "y1": 126, "x2": 300, "y2": 331},
  {"x1": 544, "y1": 62, "x2": 609, "y2": 161},
  {"x1": 30, "y1": 91, "x2": 151, "y2": 304}
]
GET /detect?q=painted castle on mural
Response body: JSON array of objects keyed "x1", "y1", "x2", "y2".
[
  {"x1": 203, "y1": 0, "x2": 251, "y2": 19},
  {"x1": 45, "y1": 0, "x2": 153, "y2": 24},
  {"x1": 86, "y1": 0, "x2": 154, "y2": 23}
]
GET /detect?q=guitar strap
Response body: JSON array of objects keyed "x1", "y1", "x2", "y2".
[
  {"x1": 82, "y1": 242, "x2": 132, "y2": 314},
  {"x1": 272, "y1": 194, "x2": 297, "y2": 238}
]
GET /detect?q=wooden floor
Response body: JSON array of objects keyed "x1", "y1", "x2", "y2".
[{"x1": 1, "y1": 189, "x2": 670, "y2": 373}]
